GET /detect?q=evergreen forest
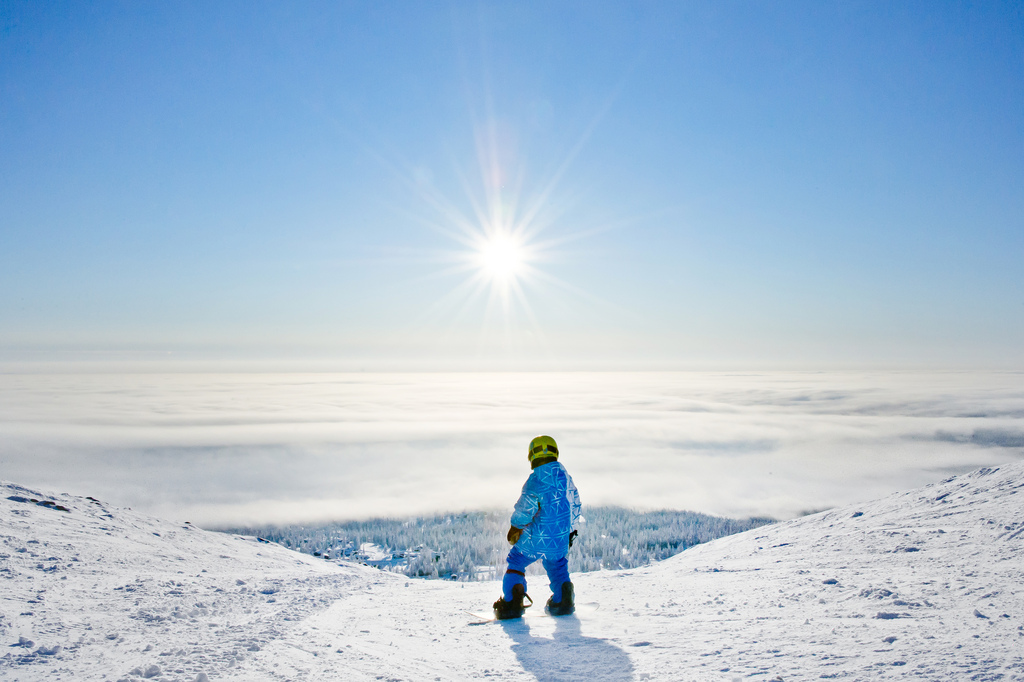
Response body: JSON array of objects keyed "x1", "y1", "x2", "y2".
[{"x1": 226, "y1": 507, "x2": 774, "y2": 581}]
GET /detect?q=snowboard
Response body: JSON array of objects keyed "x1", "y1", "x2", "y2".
[{"x1": 467, "y1": 602, "x2": 599, "y2": 624}]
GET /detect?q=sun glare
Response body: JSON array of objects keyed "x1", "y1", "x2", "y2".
[
  {"x1": 478, "y1": 232, "x2": 524, "y2": 283},
  {"x1": 406, "y1": 116, "x2": 606, "y2": 345}
]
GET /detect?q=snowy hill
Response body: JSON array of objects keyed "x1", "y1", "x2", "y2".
[{"x1": 3, "y1": 463, "x2": 1023, "y2": 681}]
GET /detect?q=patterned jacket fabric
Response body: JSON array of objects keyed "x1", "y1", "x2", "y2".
[{"x1": 510, "y1": 460, "x2": 582, "y2": 560}]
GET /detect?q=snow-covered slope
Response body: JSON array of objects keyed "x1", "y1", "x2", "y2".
[
  {"x1": 0, "y1": 484, "x2": 379, "y2": 681},
  {"x1": 3, "y1": 462, "x2": 1023, "y2": 681}
]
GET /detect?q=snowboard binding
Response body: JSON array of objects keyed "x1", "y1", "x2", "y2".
[
  {"x1": 545, "y1": 581, "x2": 575, "y2": 616},
  {"x1": 493, "y1": 583, "x2": 532, "y2": 620}
]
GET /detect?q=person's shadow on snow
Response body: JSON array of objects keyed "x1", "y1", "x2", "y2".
[{"x1": 499, "y1": 614, "x2": 634, "y2": 682}]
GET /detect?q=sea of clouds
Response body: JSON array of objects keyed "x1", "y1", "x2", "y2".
[{"x1": 1, "y1": 371, "x2": 1022, "y2": 527}]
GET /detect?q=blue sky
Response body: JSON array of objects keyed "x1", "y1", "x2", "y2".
[{"x1": 2, "y1": 1, "x2": 1022, "y2": 369}]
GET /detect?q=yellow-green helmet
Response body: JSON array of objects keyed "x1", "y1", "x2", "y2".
[{"x1": 528, "y1": 435, "x2": 559, "y2": 462}]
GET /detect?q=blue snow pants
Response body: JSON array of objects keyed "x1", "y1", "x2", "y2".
[{"x1": 502, "y1": 545, "x2": 570, "y2": 602}]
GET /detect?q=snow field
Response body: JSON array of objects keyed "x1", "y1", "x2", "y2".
[
  {"x1": 580, "y1": 464, "x2": 1024, "y2": 680},
  {"x1": 2, "y1": 461, "x2": 1023, "y2": 681}
]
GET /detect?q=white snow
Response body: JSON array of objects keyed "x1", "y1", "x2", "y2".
[
  {"x1": 2, "y1": 462, "x2": 1023, "y2": 681},
  {"x1": 356, "y1": 543, "x2": 392, "y2": 563}
]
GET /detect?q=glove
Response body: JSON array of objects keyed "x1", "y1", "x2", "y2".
[
  {"x1": 507, "y1": 526, "x2": 523, "y2": 545},
  {"x1": 569, "y1": 529, "x2": 578, "y2": 548}
]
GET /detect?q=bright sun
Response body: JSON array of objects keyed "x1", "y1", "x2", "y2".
[
  {"x1": 477, "y1": 232, "x2": 524, "y2": 283},
  {"x1": 406, "y1": 118, "x2": 599, "y2": 339}
]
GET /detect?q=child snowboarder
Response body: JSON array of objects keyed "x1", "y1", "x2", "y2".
[{"x1": 493, "y1": 435, "x2": 582, "y2": 620}]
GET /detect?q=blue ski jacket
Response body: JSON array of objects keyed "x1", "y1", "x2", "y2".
[{"x1": 510, "y1": 460, "x2": 582, "y2": 560}]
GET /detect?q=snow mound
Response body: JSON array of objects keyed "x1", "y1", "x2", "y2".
[
  {"x1": 3, "y1": 462, "x2": 1023, "y2": 681},
  {"x1": 605, "y1": 462, "x2": 1024, "y2": 680},
  {"x1": 0, "y1": 481, "x2": 379, "y2": 681}
]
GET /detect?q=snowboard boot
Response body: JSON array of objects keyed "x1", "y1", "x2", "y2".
[
  {"x1": 493, "y1": 583, "x2": 532, "y2": 620},
  {"x1": 545, "y1": 581, "x2": 575, "y2": 616}
]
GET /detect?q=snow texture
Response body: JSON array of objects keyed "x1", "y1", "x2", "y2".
[{"x1": 2, "y1": 462, "x2": 1023, "y2": 681}]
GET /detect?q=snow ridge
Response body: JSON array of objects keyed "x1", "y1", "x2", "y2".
[
  {"x1": 620, "y1": 463, "x2": 1024, "y2": 679},
  {"x1": 0, "y1": 483, "x2": 377, "y2": 681}
]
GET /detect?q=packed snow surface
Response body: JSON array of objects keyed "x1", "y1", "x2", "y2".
[{"x1": 2, "y1": 462, "x2": 1023, "y2": 681}]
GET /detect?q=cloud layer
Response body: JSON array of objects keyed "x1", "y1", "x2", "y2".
[{"x1": 2, "y1": 371, "x2": 1022, "y2": 526}]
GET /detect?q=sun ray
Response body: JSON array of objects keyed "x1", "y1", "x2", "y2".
[
  {"x1": 329, "y1": 56, "x2": 647, "y2": 360},
  {"x1": 445, "y1": 276, "x2": 494, "y2": 336},
  {"x1": 508, "y1": 276, "x2": 550, "y2": 348},
  {"x1": 314, "y1": 67, "x2": 641, "y2": 359},
  {"x1": 406, "y1": 269, "x2": 490, "y2": 335}
]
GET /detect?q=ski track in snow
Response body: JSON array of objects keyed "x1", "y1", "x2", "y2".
[{"x1": 2, "y1": 463, "x2": 1023, "y2": 681}]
